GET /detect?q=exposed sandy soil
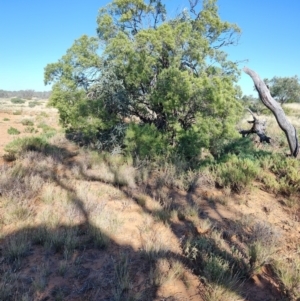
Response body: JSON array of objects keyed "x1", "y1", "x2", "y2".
[
  {"x1": 0, "y1": 98, "x2": 58, "y2": 156},
  {"x1": 0, "y1": 99, "x2": 300, "y2": 301}
]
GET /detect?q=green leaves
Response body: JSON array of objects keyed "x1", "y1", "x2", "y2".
[
  {"x1": 265, "y1": 76, "x2": 300, "y2": 104},
  {"x1": 44, "y1": 0, "x2": 243, "y2": 159}
]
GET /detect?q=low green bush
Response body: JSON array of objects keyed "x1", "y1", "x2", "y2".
[
  {"x1": 13, "y1": 110, "x2": 22, "y2": 115},
  {"x1": 24, "y1": 126, "x2": 36, "y2": 133},
  {"x1": 21, "y1": 119, "x2": 34, "y2": 126},
  {"x1": 7, "y1": 127, "x2": 20, "y2": 135},
  {"x1": 4, "y1": 136, "x2": 49, "y2": 155},
  {"x1": 214, "y1": 154, "x2": 261, "y2": 193},
  {"x1": 124, "y1": 123, "x2": 170, "y2": 159},
  {"x1": 269, "y1": 155, "x2": 300, "y2": 197},
  {"x1": 28, "y1": 101, "x2": 41, "y2": 107},
  {"x1": 11, "y1": 97, "x2": 25, "y2": 104}
]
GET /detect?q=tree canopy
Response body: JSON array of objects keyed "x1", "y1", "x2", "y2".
[
  {"x1": 264, "y1": 76, "x2": 300, "y2": 104},
  {"x1": 44, "y1": 0, "x2": 243, "y2": 159}
]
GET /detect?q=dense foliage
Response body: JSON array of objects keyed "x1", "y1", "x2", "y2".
[
  {"x1": 264, "y1": 76, "x2": 300, "y2": 104},
  {"x1": 44, "y1": 0, "x2": 243, "y2": 159}
]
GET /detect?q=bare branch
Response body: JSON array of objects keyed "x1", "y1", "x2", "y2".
[{"x1": 243, "y1": 67, "x2": 299, "y2": 157}]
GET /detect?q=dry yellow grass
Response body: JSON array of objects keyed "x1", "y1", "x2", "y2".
[{"x1": 0, "y1": 101, "x2": 300, "y2": 300}]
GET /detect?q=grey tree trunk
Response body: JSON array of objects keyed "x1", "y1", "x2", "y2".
[
  {"x1": 243, "y1": 67, "x2": 299, "y2": 157},
  {"x1": 239, "y1": 109, "x2": 271, "y2": 143}
]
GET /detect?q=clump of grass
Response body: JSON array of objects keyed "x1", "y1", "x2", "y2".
[
  {"x1": 135, "y1": 194, "x2": 147, "y2": 207},
  {"x1": 153, "y1": 209, "x2": 171, "y2": 224},
  {"x1": 150, "y1": 258, "x2": 186, "y2": 287},
  {"x1": 184, "y1": 204, "x2": 199, "y2": 218},
  {"x1": 32, "y1": 262, "x2": 51, "y2": 293},
  {"x1": 3, "y1": 233, "x2": 31, "y2": 262},
  {"x1": 273, "y1": 257, "x2": 300, "y2": 299},
  {"x1": 234, "y1": 217, "x2": 281, "y2": 271},
  {"x1": 57, "y1": 261, "x2": 68, "y2": 277},
  {"x1": 153, "y1": 160, "x2": 197, "y2": 191},
  {"x1": 3, "y1": 117, "x2": 10, "y2": 121},
  {"x1": 41, "y1": 184, "x2": 56, "y2": 204},
  {"x1": 184, "y1": 234, "x2": 244, "y2": 300},
  {"x1": 21, "y1": 119, "x2": 34, "y2": 126},
  {"x1": 140, "y1": 231, "x2": 170, "y2": 263},
  {"x1": 196, "y1": 218, "x2": 213, "y2": 234},
  {"x1": 7, "y1": 127, "x2": 20, "y2": 135},
  {"x1": 11, "y1": 205, "x2": 32, "y2": 221},
  {"x1": 87, "y1": 224, "x2": 110, "y2": 249},
  {"x1": 112, "y1": 254, "x2": 132, "y2": 300},
  {"x1": 43, "y1": 228, "x2": 79, "y2": 253},
  {"x1": 3, "y1": 152, "x2": 16, "y2": 162}
]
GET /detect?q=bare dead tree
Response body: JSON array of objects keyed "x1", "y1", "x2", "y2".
[
  {"x1": 243, "y1": 67, "x2": 299, "y2": 157},
  {"x1": 239, "y1": 108, "x2": 271, "y2": 143}
]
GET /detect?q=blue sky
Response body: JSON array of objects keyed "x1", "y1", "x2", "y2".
[{"x1": 0, "y1": 0, "x2": 299, "y2": 95}]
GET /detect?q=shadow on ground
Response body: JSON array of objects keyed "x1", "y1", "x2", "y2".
[{"x1": 0, "y1": 139, "x2": 286, "y2": 301}]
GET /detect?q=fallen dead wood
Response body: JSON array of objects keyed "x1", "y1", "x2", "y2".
[
  {"x1": 239, "y1": 108, "x2": 271, "y2": 143},
  {"x1": 243, "y1": 67, "x2": 299, "y2": 157}
]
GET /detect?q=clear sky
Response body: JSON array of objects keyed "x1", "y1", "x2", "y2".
[{"x1": 0, "y1": 0, "x2": 299, "y2": 95}]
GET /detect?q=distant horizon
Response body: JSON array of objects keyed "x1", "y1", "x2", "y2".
[{"x1": 1, "y1": 0, "x2": 299, "y2": 96}]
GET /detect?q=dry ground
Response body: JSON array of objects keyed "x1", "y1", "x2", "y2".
[{"x1": 0, "y1": 98, "x2": 300, "y2": 301}]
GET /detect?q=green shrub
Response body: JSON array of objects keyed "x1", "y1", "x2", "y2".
[
  {"x1": 214, "y1": 154, "x2": 260, "y2": 193},
  {"x1": 3, "y1": 118, "x2": 10, "y2": 121},
  {"x1": 11, "y1": 97, "x2": 25, "y2": 104},
  {"x1": 124, "y1": 123, "x2": 170, "y2": 159},
  {"x1": 12, "y1": 110, "x2": 22, "y2": 115},
  {"x1": 28, "y1": 101, "x2": 41, "y2": 107},
  {"x1": 7, "y1": 127, "x2": 20, "y2": 135},
  {"x1": 4, "y1": 136, "x2": 49, "y2": 155},
  {"x1": 269, "y1": 155, "x2": 300, "y2": 197},
  {"x1": 21, "y1": 119, "x2": 34, "y2": 126},
  {"x1": 24, "y1": 126, "x2": 36, "y2": 133}
]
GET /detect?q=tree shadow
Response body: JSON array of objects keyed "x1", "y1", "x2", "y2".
[{"x1": 0, "y1": 140, "x2": 286, "y2": 301}]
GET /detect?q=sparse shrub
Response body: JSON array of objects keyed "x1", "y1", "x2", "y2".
[
  {"x1": 28, "y1": 100, "x2": 40, "y2": 107},
  {"x1": 24, "y1": 126, "x2": 36, "y2": 133},
  {"x1": 153, "y1": 209, "x2": 171, "y2": 224},
  {"x1": 39, "y1": 111, "x2": 49, "y2": 117},
  {"x1": 184, "y1": 234, "x2": 244, "y2": 299},
  {"x1": 4, "y1": 136, "x2": 48, "y2": 156},
  {"x1": 270, "y1": 155, "x2": 300, "y2": 197},
  {"x1": 3, "y1": 117, "x2": 10, "y2": 121},
  {"x1": 21, "y1": 118, "x2": 34, "y2": 126},
  {"x1": 7, "y1": 127, "x2": 20, "y2": 135},
  {"x1": 135, "y1": 194, "x2": 147, "y2": 207},
  {"x1": 273, "y1": 257, "x2": 300, "y2": 299},
  {"x1": 12, "y1": 110, "x2": 22, "y2": 115},
  {"x1": 11, "y1": 97, "x2": 25, "y2": 104}
]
